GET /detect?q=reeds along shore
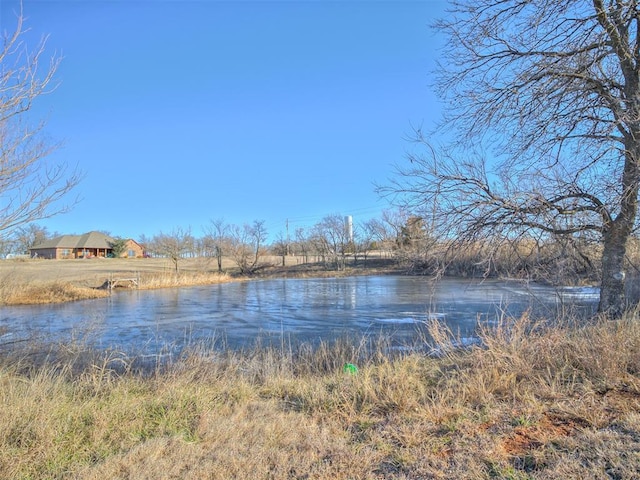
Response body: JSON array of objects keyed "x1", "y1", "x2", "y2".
[
  {"x1": 0, "y1": 271, "x2": 235, "y2": 306},
  {"x1": 1, "y1": 313, "x2": 640, "y2": 479}
]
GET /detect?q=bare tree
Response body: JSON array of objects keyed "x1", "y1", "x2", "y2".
[
  {"x1": 184, "y1": 232, "x2": 197, "y2": 258},
  {"x1": 204, "y1": 218, "x2": 230, "y2": 272},
  {"x1": 0, "y1": 6, "x2": 80, "y2": 238},
  {"x1": 138, "y1": 234, "x2": 151, "y2": 256},
  {"x1": 229, "y1": 220, "x2": 268, "y2": 274},
  {"x1": 14, "y1": 223, "x2": 49, "y2": 254},
  {"x1": 272, "y1": 232, "x2": 289, "y2": 267},
  {"x1": 312, "y1": 214, "x2": 351, "y2": 270},
  {"x1": 0, "y1": 237, "x2": 13, "y2": 258},
  {"x1": 295, "y1": 227, "x2": 311, "y2": 263},
  {"x1": 380, "y1": 209, "x2": 410, "y2": 255},
  {"x1": 354, "y1": 220, "x2": 377, "y2": 266},
  {"x1": 150, "y1": 228, "x2": 192, "y2": 273},
  {"x1": 381, "y1": 0, "x2": 640, "y2": 317}
]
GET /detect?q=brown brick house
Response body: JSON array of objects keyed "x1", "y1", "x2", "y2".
[{"x1": 29, "y1": 231, "x2": 144, "y2": 259}]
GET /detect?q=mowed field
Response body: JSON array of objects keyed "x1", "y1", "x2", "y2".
[
  {"x1": 0, "y1": 257, "x2": 246, "y2": 289},
  {"x1": 0, "y1": 255, "x2": 320, "y2": 288}
]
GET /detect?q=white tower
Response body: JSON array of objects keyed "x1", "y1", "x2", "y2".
[{"x1": 345, "y1": 215, "x2": 353, "y2": 243}]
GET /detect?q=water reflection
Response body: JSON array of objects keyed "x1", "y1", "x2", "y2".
[{"x1": 0, "y1": 276, "x2": 599, "y2": 354}]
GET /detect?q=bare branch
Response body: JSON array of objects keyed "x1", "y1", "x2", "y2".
[{"x1": 0, "y1": 6, "x2": 79, "y2": 239}]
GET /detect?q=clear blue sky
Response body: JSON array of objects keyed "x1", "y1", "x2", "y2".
[{"x1": 1, "y1": 0, "x2": 446, "y2": 242}]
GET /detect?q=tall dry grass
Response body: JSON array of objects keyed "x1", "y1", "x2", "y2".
[
  {"x1": 1, "y1": 312, "x2": 640, "y2": 478},
  {"x1": 438, "y1": 238, "x2": 601, "y2": 285},
  {"x1": 137, "y1": 271, "x2": 235, "y2": 289},
  {"x1": 0, "y1": 273, "x2": 109, "y2": 305},
  {"x1": 0, "y1": 271, "x2": 236, "y2": 305}
]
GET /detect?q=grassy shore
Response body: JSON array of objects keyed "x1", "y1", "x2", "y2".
[
  {"x1": 1, "y1": 313, "x2": 640, "y2": 479},
  {"x1": 0, "y1": 272, "x2": 239, "y2": 305}
]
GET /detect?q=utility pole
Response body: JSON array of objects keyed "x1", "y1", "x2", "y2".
[{"x1": 286, "y1": 219, "x2": 290, "y2": 256}]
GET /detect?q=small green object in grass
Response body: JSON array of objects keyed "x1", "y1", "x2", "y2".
[{"x1": 343, "y1": 363, "x2": 358, "y2": 374}]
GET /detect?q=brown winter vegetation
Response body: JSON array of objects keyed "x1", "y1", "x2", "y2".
[
  {"x1": 1, "y1": 313, "x2": 640, "y2": 479},
  {"x1": 0, "y1": 279, "x2": 109, "y2": 305},
  {"x1": 2, "y1": 252, "x2": 640, "y2": 478}
]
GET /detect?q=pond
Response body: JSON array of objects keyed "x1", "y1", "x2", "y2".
[{"x1": 0, "y1": 276, "x2": 599, "y2": 355}]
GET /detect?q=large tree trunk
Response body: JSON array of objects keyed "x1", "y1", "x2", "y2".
[
  {"x1": 599, "y1": 228, "x2": 628, "y2": 317},
  {"x1": 599, "y1": 144, "x2": 640, "y2": 317}
]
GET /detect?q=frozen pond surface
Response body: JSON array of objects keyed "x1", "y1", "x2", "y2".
[{"x1": 0, "y1": 276, "x2": 599, "y2": 354}]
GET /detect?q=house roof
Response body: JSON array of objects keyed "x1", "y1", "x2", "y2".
[
  {"x1": 124, "y1": 238, "x2": 144, "y2": 249},
  {"x1": 30, "y1": 231, "x2": 116, "y2": 250}
]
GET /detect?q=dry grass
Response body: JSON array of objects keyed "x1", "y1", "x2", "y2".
[
  {"x1": 0, "y1": 271, "x2": 236, "y2": 305},
  {"x1": 0, "y1": 278, "x2": 109, "y2": 305},
  {"x1": 0, "y1": 257, "x2": 241, "y2": 287},
  {"x1": 0, "y1": 259, "x2": 241, "y2": 305},
  {"x1": 2, "y1": 313, "x2": 640, "y2": 479},
  {"x1": 137, "y1": 271, "x2": 236, "y2": 290}
]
